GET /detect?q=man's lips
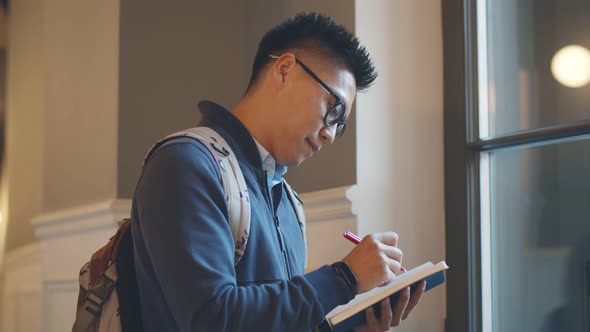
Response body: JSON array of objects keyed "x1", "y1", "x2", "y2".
[{"x1": 306, "y1": 139, "x2": 319, "y2": 153}]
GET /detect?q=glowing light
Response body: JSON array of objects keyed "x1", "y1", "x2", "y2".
[{"x1": 551, "y1": 45, "x2": 590, "y2": 88}]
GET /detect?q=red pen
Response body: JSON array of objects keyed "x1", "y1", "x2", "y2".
[{"x1": 343, "y1": 231, "x2": 407, "y2": 272}]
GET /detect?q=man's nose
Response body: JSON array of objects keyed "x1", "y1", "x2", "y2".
[{"x1": 320, "y1": 125, "x2": 337, "y2": 144}]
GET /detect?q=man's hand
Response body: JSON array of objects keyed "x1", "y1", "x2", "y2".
[
  {"x1": 341, "y1": 232, "x2": 403, "y2": 293},
  {"x1": 353, "y1": 281, "x2": 427, "y2": 332}
]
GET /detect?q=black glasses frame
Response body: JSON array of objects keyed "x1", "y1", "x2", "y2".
[{"x1": 269, "y1": 54, "x2": 347, "y2": 138}]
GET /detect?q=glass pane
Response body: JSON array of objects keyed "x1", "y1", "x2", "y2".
[
  {"x1": 481, "y1": 136, "x2": 590, "y2": 332},
  {"x1": 478, "y1": 0, "x2": 590, "y2": 139}
]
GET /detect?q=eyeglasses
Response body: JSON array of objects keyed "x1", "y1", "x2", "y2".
[{"x1": 269, "y1": 54, "x2": 347, "y2": 139}]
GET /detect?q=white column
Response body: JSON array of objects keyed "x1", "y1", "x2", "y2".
[{"x1": 353, "y1": 1, "x2": 445, "y2": 331}]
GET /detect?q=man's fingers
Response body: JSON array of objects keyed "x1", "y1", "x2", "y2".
[
  {"x1": 391, "y1": 287, "x2": 411, "y2": 326},
  {"x1": 402, "y1": 280, "x2": 426, "y2": 320},
  {"x1": 378, "y1": 245, "x2": 402, "y2": 275},
  {"x1": 380, "y1": 244, "x2": 402, "y2": 261},
  {"x1": 371, "y1": 232, "x2": 399, "y2": 246},
  {"x1": 380, "y1": 298, "x2": 393, "y2": 330},
  {"x1": 386, "y1": 258, "x2": 402, "y2": 277},
  {"x1": 364, "y1": 306, "x2": 378, "y2": 330}
]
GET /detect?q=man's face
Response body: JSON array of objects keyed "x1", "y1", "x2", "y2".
[{"x1": 269, "y1": 54, "x2": 357, "y2": 167}]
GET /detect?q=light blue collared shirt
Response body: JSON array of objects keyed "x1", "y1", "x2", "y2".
[{"x1": 252, "y1": 138, "x2": 288, "y2": 190}]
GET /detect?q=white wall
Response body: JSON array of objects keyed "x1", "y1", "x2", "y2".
[
  {"x1": 1, "y1": 190, "x2": 355, "y2": 332},
  {"x1": 353, "y1": 1, "x2": 446, "y2": 331},
  {"x1": 1, "y1": 243, "x2": 42, "y2": 332}
]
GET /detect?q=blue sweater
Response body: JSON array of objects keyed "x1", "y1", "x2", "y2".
[{"x1": 131, "y1": 101, "x2": 355, "y2": 331}]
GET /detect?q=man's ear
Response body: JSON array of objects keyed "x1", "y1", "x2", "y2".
[
  {"x1": 273, "y1": 54, "x2": 297, "y2": 85},
  {"x1": 280, "y1": 65, "x2": 287, "y2": 83}
]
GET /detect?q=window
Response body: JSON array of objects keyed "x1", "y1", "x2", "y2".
[{"x1": 444, "y1": 1, "x2": 590, "y2": 331}]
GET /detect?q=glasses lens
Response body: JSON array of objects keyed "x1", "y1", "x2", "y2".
[
  {"x1": 325, "y1": 103, "x2": 345, "y2": 126},
  {"x1": 335, "y1": 122, "x2": 346, "y2": 139}
]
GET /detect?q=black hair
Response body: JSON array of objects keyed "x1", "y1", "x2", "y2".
[{"x1": 247, "y1": 12, "x2": 377, "y2": 92}]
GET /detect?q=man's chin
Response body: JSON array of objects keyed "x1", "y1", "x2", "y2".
[{"x1": 280, "y1": 156, "x2": 307, "y2": 168}]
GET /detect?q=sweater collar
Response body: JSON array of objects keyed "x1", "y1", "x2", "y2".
[{"x1": 197, "y1": 100, "x2": 264, "y2": 170}]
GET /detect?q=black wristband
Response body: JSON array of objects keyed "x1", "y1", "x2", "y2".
[{"x1": 331, "y1": 261, "x2": 358, "y2": 296}]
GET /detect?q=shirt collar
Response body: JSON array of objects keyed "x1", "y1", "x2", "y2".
[{"x1": 252, "y1": 137, "x2": 288, "y2": 187}]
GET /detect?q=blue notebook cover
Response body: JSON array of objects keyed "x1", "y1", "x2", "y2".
[{"x1": 331, "y1": 270, "x2": 446, "y2": 332}]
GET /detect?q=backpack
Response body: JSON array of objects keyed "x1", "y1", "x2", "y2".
[{"x1": 72, "y1": 127, "x2": 306, "y2": 332}]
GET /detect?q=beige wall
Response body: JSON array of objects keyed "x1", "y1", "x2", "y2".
[
  {"x1": 2, "y1": 0, "x2": 119, "y2": 250},
  {"x1": 0, "y1": 7, "x2": 7, "y2": 49},
  {"x1": 2, "y1": 0, "x2": 45, "y2": 252},
  {"x1": 117, "y1": 1, "x2": 357, "y2": 197},
  {"x1": 1, "y1": 2, "x2": 446, "y2": 330},
  {"x1": 42, "y1": 0, "x2": 120, "y2": 211},
  {"x1": 117, "y1": 0, "x2": 250, "y2": 198},
  {"x1": 2, "y1": 0, "x2": 359, "y2": 259},
  {"x1": 2, "y1": 0, "x2": 120, "y2": 252},
  {"x1": 3, "y1": 7, "x2": 446, "y2": 327}
]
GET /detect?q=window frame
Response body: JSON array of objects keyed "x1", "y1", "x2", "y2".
[{"x1": 443, "y1": 0, "x2": 590, "y2": 331}]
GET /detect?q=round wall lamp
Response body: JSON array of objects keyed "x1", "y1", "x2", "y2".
[{"x1": 550, "y1": 45, "x2": 590, "y2": 88}]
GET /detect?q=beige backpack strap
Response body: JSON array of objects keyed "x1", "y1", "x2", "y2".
[
  {"x1": 151, "y1": 127, "x2": 251, "y2": 266},
  {"x1": 73, "y1": 220, "x2": 130, "y2": 332},
  {"x1": 283, "y1": 180, "x2": 307, "y2": 268}
]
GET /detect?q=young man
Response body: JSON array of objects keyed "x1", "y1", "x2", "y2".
[{"x1": 131, "y1": 13, "x2": 425, "y2": 331}]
